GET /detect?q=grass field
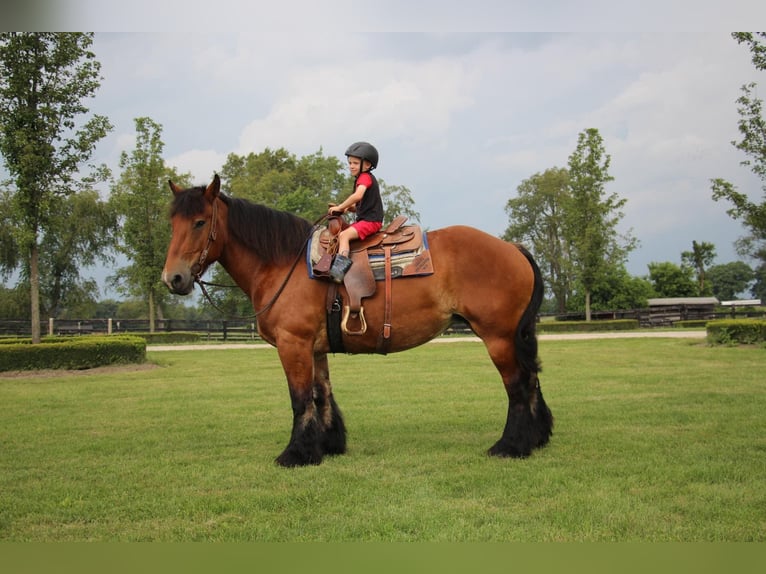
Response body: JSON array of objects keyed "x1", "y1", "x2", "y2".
[{"x1": 0, "y1": 337, "x2": 764, "y2": 541}]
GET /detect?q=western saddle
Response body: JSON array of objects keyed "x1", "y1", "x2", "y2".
[{"x1": 312, "y1": 215, "x2": 433, "y2": 353}]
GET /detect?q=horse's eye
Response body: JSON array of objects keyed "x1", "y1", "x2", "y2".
[{"x1": 194, "y1": 219, "x2": 206, "y2": 230}]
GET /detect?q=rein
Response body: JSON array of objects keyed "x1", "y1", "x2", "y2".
[{"x1": 192, "y1": 200, "x2": 327, "y2": 319}]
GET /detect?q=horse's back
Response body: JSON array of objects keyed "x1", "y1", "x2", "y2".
[{"x1": 427, "y1": 225, "x2": 534, "y2": 281}]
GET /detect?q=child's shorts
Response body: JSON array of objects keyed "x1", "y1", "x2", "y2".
[{"x1": 351, "y1": 220, "x2": 382, "y2": 240}]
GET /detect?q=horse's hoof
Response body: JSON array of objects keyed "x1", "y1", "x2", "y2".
[
  {"x1": 487, "y1": 439, "x2": 529, "y2": 459},
  {"x1": 275, "y1": 449, "x2": 323, "y2": 468}
]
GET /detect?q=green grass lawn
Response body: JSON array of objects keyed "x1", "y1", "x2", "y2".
[{"x1": 0, "y1": 338, "x2": 764, "y2": 541}]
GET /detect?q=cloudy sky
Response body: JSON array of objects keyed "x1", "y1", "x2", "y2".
[{"x1": 3, "y1": 2, "x2": 766, "y2": 294}]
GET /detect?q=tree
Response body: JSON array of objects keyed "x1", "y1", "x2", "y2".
[
  {"x1": 40, "y1": 190, "x2": 118, "y2": 317},
  {"x1": 568, "y1": 266, "x2": 653, "y2": 312},
  {"x1": 0, "y1": 284, "x2": 29, "y2": 319},
  {"x1": 711, "y1": 33, "x2": 766, "y2": 273},
  {"x1": 503, "y1": 167, "x2": 571, "y2": 313},
  {"x1": 379, "y1": 179, "x2": 420, "y2": 226},
  {"x1": 707, "y1": 261, "x2": 755, "y2": 301},
  {"x1": 221, "y1": 147, "x2": 347, "y2": 220},
  {"x1": 565, "y1": 128, "x2": 637, "y2": 320},
  {"x1": 681, "y1": 240, "x2": 716, "y2": 296},
  {"x1": 752, "y1": 263, "x2": 766, "y2": 300},
  {"x1": 109, "y1": 117, "x2": 191, "y2": 331},
  {"x1": 0, "y1": 33, "x2": 112, "y2": 342},
  {"x1": 647, "y1": 262, "x2": 697, "y2": 298}
]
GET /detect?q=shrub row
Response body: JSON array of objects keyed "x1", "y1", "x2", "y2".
[
  {"x1": 129, "y1": 331, "x2": 201, "y2": 345},
  {"x1": 0, "y1": 336, "x2": 83, "y2": 345},
  {"x1": 537, "y1": 319, "x2": 639, "y2": 333},
  {"x1": 706, "y1": 319, "x2": 766, "y2": 345},
  {"x1": 0, "y1": 336, "x2": 146, "y2": 372},
  {"x1": 674, "y1": 320, "x2": 710, "y2": 328}
]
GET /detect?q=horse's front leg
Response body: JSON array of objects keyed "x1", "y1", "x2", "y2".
[
  {"x1": 275, "y1": 340, "x2": 325, "y2": 467},
  {"x1": 313, "y1": 352, "x2": 347, "y2": 456}
]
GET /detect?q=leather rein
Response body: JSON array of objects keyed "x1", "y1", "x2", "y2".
[{"x1": 191, "y1": 198, "x2": 327, "y2": 319}]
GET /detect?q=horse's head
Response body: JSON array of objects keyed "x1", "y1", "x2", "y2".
[{"x1": 162, "y1": 174, "x2": 224, "y2": 295}]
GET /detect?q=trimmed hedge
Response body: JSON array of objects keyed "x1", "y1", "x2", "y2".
[
  {"x1": 674, "y1": 320, "x2": 709, "y2": 328},
  {"x1": 537, "y1": 319, "x2": 639, "y2": 333},
  {"x1": 0, "y1": 336, "x2": 84, "y2": 345},
  {"x1": 0, "y1": 335, "x2": 146, "y2": 372},
  {"x1": 129, "y1": 331, "x2": 201, "y2": 345},
  {"x1": 706, "y1": 319, "x2": 766, "y2": 345}
]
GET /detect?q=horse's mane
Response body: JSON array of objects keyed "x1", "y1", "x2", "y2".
[{"x1": 171, "y1": 187, "x2": 313, "y2": 266}]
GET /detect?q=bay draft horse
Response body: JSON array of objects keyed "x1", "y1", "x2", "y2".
[{"x1": 162, "y1": 175, "x2": 553, "y2": 467}]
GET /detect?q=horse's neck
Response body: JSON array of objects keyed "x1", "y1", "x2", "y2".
[{"x1": 218, "y1": 238, "x2": 281, "y2": 299}]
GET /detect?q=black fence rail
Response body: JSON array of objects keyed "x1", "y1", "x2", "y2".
[
  {"x1": 554, "y1": 306, "x2": 764, "y2": 327},
  {"x1": 0, "y1": 318, "x2": 261, "y2": 341},
  {"x1": 0, "y1": 307, "x2": 763, "y2": 340}
]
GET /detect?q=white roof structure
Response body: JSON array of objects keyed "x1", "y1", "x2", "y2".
[{"x1": 648, "y1": 297, "x2": 719, "y2": 306}]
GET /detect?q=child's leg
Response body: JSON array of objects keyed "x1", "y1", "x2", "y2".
[{"x1": 338, "y1": 226, "x2": 360, "y2": 256}]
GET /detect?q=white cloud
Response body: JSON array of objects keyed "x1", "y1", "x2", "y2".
[
  {"x1": 236, "y1": 55, "x2": 475, "y2": 156},
  {"x1": 167, "y1": 149, "x2": 227, "y2": 184}
]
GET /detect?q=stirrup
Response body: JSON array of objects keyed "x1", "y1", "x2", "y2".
[{"x1": 341, "y1": 305, "x2": 367, "y2": 336}]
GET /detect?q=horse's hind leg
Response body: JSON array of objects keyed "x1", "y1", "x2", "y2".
[
  {"x1": 483, "y1": 336, "x2": 553, "y2": 458},
  {"x1": 313, "y1": 352, "x2": 347, "y2": 456}
]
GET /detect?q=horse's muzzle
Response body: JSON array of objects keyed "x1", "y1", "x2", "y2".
[{"x1": 162, "y1": 267, "x2": 194, "y2": 295}]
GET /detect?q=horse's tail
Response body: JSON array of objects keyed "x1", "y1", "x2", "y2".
[{"x1": 514, "y1": 244, "x2": 543, "y2": 377}]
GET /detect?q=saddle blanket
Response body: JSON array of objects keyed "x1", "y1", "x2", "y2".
[{"x1": 307, "y1": 226, "x2": 434, "y2": 281}]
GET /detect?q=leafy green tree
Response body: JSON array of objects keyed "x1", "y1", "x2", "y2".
[
  {"x1": 379, "y1": 179, "x2": 421, "y2": 226},
  {"x1": 221, "y1": 147, "x2": 347, "y2": 220},
  {"x1": 0, "y1": 284, "x2": 29, "y2": 319},
  {"x1": 0, "y1": 187, "x2": 21, "y2": 274},
  {"x1": 707, "y1": 261, "x2": 755, "y2": 301},
  {"x1": 92, "y1": 298, "x2": 121, "y2": 319},
  {"x1": 752, "y1": 263, "x2": 766, "y2": 300},
  {"x1": 681, "y1": 240, "x2": 716, "y2": 296},
  {"x1": 109, "y1": 117, "x2": 191, "y2": 331},
  {"x1": 39, "y1": 190, "x2": 119, "y2": 317},
  {"x1": 711, "y1": 33, "x2": 766, "y2": 272},
  {"x1": 647, "y1": 262, "x2": 697, "y2": 298},
  {"x1": 504, "y1": 167, "x2": 571, "y2": 313},
  {"x1": 565, "y1": 128, "x2": 637, "y2": 320},
  {"x1": 569, "y1": 266, "x2": 654, "y2": 312},
  {"x1": 0, "y1": 32, "x2": 112, "y2": 341}
]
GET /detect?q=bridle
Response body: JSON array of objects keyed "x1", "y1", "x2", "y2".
[
  {"x1": 190, "y1": 196, "x2": 219, "y2": 281},
  {"x1": 189, "y1": 196, "x2": 328, "y2": 319}
]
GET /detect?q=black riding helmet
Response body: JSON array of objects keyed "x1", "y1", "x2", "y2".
[{"x1": 345, "y1": 141, "x2": 379, "y2": 170}]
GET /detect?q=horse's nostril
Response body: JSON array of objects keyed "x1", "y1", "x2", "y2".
[{"x1": 171, "y1": 274, "x2": 183, "y2": 288}]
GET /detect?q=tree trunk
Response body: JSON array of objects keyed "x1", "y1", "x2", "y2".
[
  {"x1": 585, "y1": 290, "x2": 592, "y2": 322},
  {"x1": 30, "y1": 243, "x2": 41, "y2": 343},
  {"x1": 148, "y1": 288, "x2": 155, "y2": 333}
]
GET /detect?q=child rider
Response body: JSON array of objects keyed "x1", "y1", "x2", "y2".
[{"x1": 327, "y1": 141, "x2": 383, "y2": 283}]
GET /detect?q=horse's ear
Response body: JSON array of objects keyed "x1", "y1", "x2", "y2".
[
  {"x1": 204, "y1": 174, "x2": 221, "y2": 201},
  {"x1": 169, "y1": 180, "x2": 184, "y2": 196}
]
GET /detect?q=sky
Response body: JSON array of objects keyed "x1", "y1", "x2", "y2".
[{"x1": 2, "y1": 2, "x2": 766, "y2": 299}]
